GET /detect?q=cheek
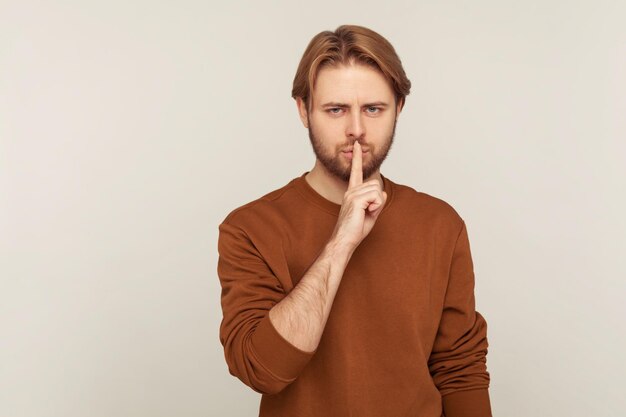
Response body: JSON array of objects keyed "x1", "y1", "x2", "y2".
[
  {"x1": 312, "y1": 119, "x2": 342, "y2": 138},
  {"x1": 366, "y1": 120, "x2": 391, "y2": 136}
]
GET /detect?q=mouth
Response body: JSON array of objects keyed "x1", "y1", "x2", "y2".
[
  {"x1": 342, "y1": 147, "x2": 370, "y2": 153},
  {"x1": 342, "y1": 150, "x2": 368, "y2": 159}
]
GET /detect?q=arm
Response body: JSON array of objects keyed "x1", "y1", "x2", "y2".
[
  {"x1": 269, "y1": 238, "x2": 352, "y2": 352},
  {"x1": 428, "y1": 220, "x2": 492, "y2": 417},
  {"x1": 217, "y1": 220, "x2": 312, "y2": 395},
  {"x1": 217, "y1": 220, "x2": 353, "y2": 395}
]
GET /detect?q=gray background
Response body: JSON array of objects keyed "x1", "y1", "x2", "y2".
[{"x1": 1, "y1": 0, "x2": 625, "y2": 416}]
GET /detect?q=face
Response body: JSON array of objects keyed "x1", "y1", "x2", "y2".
[{"x1": 297, "y1": 63, "x2": 402, "y2": 183}]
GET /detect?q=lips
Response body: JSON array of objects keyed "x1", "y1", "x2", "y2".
[{"x1": 342, "y1": 149, "x2": 369, "y2": 160}]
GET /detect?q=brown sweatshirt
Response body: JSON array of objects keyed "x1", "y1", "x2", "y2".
[{"x1": 217, "y1": 171, "x2": 492, "y2": 417}]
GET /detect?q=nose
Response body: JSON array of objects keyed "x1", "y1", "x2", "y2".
[{"x1": 345, "y1": 110, "x2": 365, "y2": 139}]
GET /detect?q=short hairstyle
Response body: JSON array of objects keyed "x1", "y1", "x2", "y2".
[{"x1": 291, "y1": 25, "x2": 412, "y2": 112}]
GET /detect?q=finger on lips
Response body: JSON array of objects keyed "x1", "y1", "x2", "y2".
[{"x1": 348, "y1": 142, "x2": 363, "y2": 189}]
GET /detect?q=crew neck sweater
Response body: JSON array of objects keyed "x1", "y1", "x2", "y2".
[{"x1": 217, "y1": 171, "x2": 492, "y2": 417}]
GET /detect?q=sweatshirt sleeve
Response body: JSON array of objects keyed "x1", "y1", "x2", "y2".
[
  {"x1": 217, "y1": 220, "x2": 317, "y2": 395},
  {"x1": 428, "y1": 220, "x2": 492, "y2": 417}
]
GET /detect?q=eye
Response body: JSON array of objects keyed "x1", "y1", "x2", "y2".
[
  {"x1": 327, "y1": 108, "x2": 342, "y2": 114},
  {"x1": 366, "y1": 106, "x2": 381, "y2": 114}
]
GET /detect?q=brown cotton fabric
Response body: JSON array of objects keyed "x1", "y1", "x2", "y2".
[{"x1": 217, "y1": 171, "x2": 492, "y2": 417}]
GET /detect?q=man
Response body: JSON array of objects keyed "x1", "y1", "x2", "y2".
[{"x1": 217, "y1": 25, "x2": 492, "y2": 417}]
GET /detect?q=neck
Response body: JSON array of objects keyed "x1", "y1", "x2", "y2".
[{"x1": 304, "y1": 161, "x2": 383, "y2": 205}]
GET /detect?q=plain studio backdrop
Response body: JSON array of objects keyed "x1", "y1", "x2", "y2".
[{"x1": 1, "y1": 1, "x2": 625, "y2": 416}]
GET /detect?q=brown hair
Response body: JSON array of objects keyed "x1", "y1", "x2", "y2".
[{"x1": 291, "y1": 25, "x2": 411, "y2": 112}]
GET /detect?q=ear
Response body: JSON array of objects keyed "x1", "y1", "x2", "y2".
[{"x1": 296, "y1": 97, "x2": 309, "y2": 128}]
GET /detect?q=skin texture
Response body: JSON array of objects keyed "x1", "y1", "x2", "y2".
[
  {"x1": 296, "y1": 62, "x2": 403, "y2": 205},
  {"x1": 267, "y1": 63, "x2": 400, "y2": 352}
]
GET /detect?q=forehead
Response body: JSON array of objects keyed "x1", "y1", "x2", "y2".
[{"x1": 312, "y1": 64, "x2": 394, "y2": 104}]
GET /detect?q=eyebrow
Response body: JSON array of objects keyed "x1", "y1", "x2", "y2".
[{"x1": 321, "y1": 101, "x2": 390, "y2": 108}]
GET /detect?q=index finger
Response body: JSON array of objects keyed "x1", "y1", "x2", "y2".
[{"x1": 348, "y1": 141, "x2": 363, "y2": 189}]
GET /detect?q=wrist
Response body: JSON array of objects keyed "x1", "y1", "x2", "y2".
[{"x1": 325, "y1": 237, "x2": 355, "y2": 260}]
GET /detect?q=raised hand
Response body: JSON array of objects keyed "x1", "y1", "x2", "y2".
[{"x1": 330, "y1": 141, "x2": 388, "y2": 253}]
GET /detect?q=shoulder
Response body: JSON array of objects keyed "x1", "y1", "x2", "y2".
[
  {"x1": 389, "y1": 179, "x2": 465, "y2": 231},
  {"x1": 219, "y1": 177, "x2": 299, "y2": 231}
]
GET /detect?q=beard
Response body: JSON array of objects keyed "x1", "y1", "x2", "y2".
[{"x1": 306, "y1": 113, "x2": 397, "y2": 183}]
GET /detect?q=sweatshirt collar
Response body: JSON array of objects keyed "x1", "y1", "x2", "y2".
[{"x1": 293, "y1": 171, "x2": 394, "y2": 216}]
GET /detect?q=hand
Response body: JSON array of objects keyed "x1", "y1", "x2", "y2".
[{"x1": 330, "y1": 141, "x2": 388, "y2": 253}]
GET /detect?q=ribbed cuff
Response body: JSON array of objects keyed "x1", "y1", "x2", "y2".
[
  {"x1": 250, "y1": 313, "x2": 317, "y2": 381},
  {"x1": 442, "y1": 388, "x2": 492, "y2": 417}
]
